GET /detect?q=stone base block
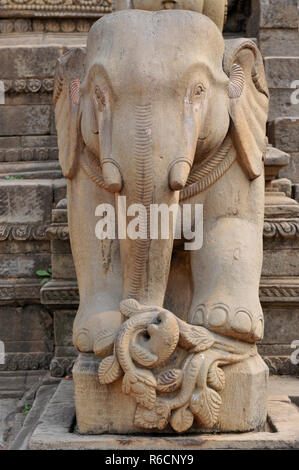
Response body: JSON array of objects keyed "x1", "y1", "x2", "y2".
[
  {"x1": 73, "y1": 353, "x2": 268, "y2": 435},
  {"x1": 28, "y1": 379, "x2": 299, "y2": 450}
]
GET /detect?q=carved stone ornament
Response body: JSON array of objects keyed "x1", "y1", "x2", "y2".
[
  {"x1": 54, "y1": 9, "x2": 270, "y2": 434},
  {"x1": 95, "y1": 299, "x2": 256, "y2": 432},
  {"x1": 0, "y1": 0, "x2": 112, "y2": 17}
]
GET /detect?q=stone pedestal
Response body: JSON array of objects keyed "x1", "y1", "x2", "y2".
[{"x1": 73, "y1": 352, "x2": 268, "y2": 435}]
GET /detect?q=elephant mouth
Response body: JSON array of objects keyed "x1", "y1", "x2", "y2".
[{"x1": 198, "y1": 131, "x2": 210, "y2": 141}]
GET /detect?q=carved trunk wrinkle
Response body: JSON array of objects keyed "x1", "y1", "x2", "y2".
[{"x1": 128, "y1": 104, "x2": 153, "y2": 299}]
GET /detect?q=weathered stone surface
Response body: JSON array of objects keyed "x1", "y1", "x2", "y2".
[
  {"x1": 0, "y1": 46, "x2": 62, "y2": 79},
  {"x1": 262, "y1": 250, "x2": 299, "y2": 277},
  {"x1": 0, "y1": 180, "x2": 52, "y2": 224},
  {"x1": 259, "y1": 0, "x2": 298, "y2": 29},
  {"x1": 269, "y1": 117, "x2": 299, "y2": 153},
  {"x1": 268, "y1": 376, "x2": 299, "y2": 397},
  {"x1": 263, "y1": 308, "x2": 299, "y2": 344},
  {"x1": 268, "y1": 90, "x2": 299, "y2": 120},
  {"x1": 259, "y1": 29, "x2": 299, "y2": 56},
  {"x1": 279, "y1": 153, "x2": 299, "y2": 182},
  {"x1": 54, "y1": 310, "x2": 75, "y2": 349},
  {"x1": 0, "y1": 371, "x2": 48, "y2": 397},
  {"x1": 294, "y1": 184, "x2": 299, "y2": 203},
  {"x1": 272, "y1": 178, "x2": 293, "y2": 198},
  {"x1": 0, "y1": 398, "x2": 18, "y2": 448},
  {"x1": 0, "y1": 305, "x2": 53, "y2": 353},
  {"x1": 53, "y1": 180, "x2": 67, "y2": 205},
  {"x1": 0, "y1": 240, "x2": 49, "y2": 255},
  {"x1": 0, "y1": 253, "x2": 50, "y2": 278},
  {"x1": 0, "y1": 105, "x2": 52, "y2": 136},
  {"x1": 9, "y1": 383, "x2": 57, "y2": 450},
  {"x1": 265, "y1": 58, "x2": 299, "y2": 90}
]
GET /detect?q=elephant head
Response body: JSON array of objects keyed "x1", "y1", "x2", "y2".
[{"x1": 54, "y1": 10, "x2": 268, "y2": 309}]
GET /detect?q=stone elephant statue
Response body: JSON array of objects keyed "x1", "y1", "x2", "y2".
[{"x1": 54, "y1": 10, "x2": 268, "y2": 361}]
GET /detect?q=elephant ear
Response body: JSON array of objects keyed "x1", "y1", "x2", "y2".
[
  {"x1": 223, "y1": 39, "x2": 269, "y2": 180},
  {"x1": 53, "y1": 48, "x2": 86, "y2": 179}
]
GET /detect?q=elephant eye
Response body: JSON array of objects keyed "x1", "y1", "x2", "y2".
[
  {"x1": 193, "y1": 84, "x2": 204, "y2": 98},
  {"x1": 94, "y1": 86, "x2": 106, "y2": 109}
]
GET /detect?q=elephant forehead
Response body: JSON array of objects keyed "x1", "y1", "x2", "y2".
[{"x1": 86, "y1": 10, "x2": 224, "y2": 85}]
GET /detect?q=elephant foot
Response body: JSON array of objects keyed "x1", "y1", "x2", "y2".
[
  {"x1": 73, "y1": 310, "x2": 122, "y2": 357},
  {"x1": 188, "y1": 295, "x2": 264, "y2": 343}
]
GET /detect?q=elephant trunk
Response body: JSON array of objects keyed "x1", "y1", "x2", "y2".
[{"x1": 104, "y1": 102, "x2": 193, "y2": 306}]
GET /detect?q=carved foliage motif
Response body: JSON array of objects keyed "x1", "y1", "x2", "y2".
[{"x1": 97, "y1": 299, "x2": 255, "y2": 432}]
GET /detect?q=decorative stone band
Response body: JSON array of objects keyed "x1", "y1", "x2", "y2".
[
  {"x1": 39, "y1": 279, "x2": 299, "y2": 307},
  {"x1": 5, "y1": 218, "x2": 295, "y2": 243},
  {"x1": 0, "y1": 224, "x2": 48, "y2": 241},
  {"x1": 46, "y1": 224, "x2": 69, "y2": 241},
  {"x1": 96, "y1": 299, "x2": 257, "y2": 432},
  {"x1": 0, "y1": 280, "x2": 41, "y2": 301},
  {"x1": 40, "y1": 280, "x2": 79, "y2": 305},
  {"x1": 0, "y1": 147, "x2": 58, "y2": 162},
  {"x1": 0, "y1": 352, "x2": 52, "y2": 371},
  {"x1": 259, "y1": 282, "x2": 299, "y2": 302},
  {"x1": 0, "y1": 0, "x2": 112, "y2": 17},
  {"x1": 2, "y1": 78, "x2": 54, "y2": 94},
  {"x1": 0, "y1": 18, "x2": 93, "y2": 33},
  {"x1": 264, "y1": 220, "x2": 299, "y2": 239},
  {"x1": 50, "y1": 357, "x2": 76, "y2": 378}
]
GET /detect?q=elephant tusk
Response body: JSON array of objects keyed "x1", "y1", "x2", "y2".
[
  {"x1": 169, "y1": 160, "x2": 191, "y2": 191},
  {"x1": 102, "y1": 161, "x2": 123, "y2": 193}
]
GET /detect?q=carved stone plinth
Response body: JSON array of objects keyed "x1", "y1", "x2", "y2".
[{"x1": 73, "y1": 352, "x2": 268, "y2": 434}]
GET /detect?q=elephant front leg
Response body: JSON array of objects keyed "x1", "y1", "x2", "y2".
[
  {"x1": 67, "y1": 167, "x2": 123, "y2": 356},
  {"x1": 188, "y1": 167, "x2": 265, "y2": 343},
  {"x1": 189, "y1": 216, "x2": 264, "y2": 342}
]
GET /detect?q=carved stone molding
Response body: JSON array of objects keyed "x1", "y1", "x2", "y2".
[
  {"x1": 0, "y1": 280, "x2": 41, "y2": 301},
  {"x1": 3, "y1": 78, "x2": 54, "y2": 94},
  {"x1": 40, "y1": 279, "x2": 299, "y2": 306},
  {"x1": 0, "y1": 223, "x2": 48, "y2": 241},
  {"x1": 46, "y1": 224, "x2": 69, "y2": 241},
  {"x1": 260, "y1": 284, "x2": 299, "y2": 301},
  {"x1": 0, "y1": 0, "x2": 112, "y2": 17},
  {"x1": 0, "y1": 18, "x2": 93, "y2": 33},
  {"x1": 0, "y1": 147, "x2": 58, "y2": 162},
  {"x1": 263, "y1": 356, "x2": 299, "y2": 376},
  {"x1": 43, "y1": 219, "x2": 299, "y2": 243},
  {"x1": 50, "y1": 357, "x2": 76, "y2": 377},
  {"x1": 263, "y1": 219, "x2": 299, "y2": 239},
  {"x1": 41, "y1": 280, "x2": 79, "y2": 305},
  {"x1": 0, "y1": 352, "x2": 52, "y2": 371}
]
